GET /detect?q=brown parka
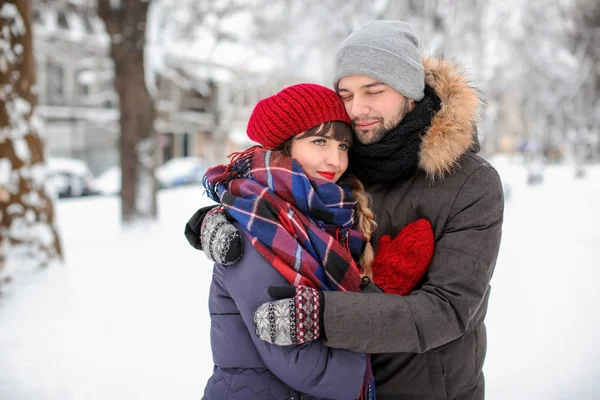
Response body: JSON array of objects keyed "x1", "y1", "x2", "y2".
[{"x1": 322, "y1": 57, "x2": 504, "y2": 400}]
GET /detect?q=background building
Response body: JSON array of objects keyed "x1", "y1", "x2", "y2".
[{"x1": 32, "y1": 0, "x2": 299, "y2": 176}]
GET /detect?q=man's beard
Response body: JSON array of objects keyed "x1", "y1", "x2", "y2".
[{"x1": 353, "y1": 100, "x2": 411, "y2": 145}]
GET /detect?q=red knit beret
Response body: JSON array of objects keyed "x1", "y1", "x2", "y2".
[{"x1": 247, "y1": 83, "x2": 351, "y2": 149}]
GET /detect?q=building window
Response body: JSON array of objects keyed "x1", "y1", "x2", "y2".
[
  {"x1": 77, "y1": 69, "x2": 94, "y2": 98},
  {"x1": 183, "y1": 133, "x2": 190, "y2": 157},
  {"x1": 57, "y1": 11, "x2": 69, "y2": 29},
  {"x1": 47, "y1": 62, "x2": 65, "y2": 105},
  {"x1": 32, "y1": 9, "x2": 42, "y2": 24},
  {"x1": 82, "y1": 14, "x2": 94, "y2": 34},
  {"x1": 79, "y1": 83, "x2": 90, "y2": 97},
  {"x1": 161, "y1": 133, "x2": 175, "y2": 163}
]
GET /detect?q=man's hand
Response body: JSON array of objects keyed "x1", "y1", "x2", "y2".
[
  {"x1": 253, "y1": 285, "x2": 324, "y2": 346},
  {"x1": 184, "y1": 205, "x2": 243, "y2": 265}
]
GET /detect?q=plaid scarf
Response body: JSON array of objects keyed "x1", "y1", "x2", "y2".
[
  {"x1": 204, "y1": 146, "x2": 375, "y2": 400},
  {"x1": 204, "y1": 146, "x2": 365, "y2": 291}
]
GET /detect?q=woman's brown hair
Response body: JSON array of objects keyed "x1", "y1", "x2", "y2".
[{"x1": 339, "y1": 174, "x2": 377, "y2": 278}]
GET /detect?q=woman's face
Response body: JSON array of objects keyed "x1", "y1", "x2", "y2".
[{"x1": 290, "y1": 126, "x2": 350, "y2": 183}]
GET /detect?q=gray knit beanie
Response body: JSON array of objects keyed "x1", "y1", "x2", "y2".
[{"x1": 334, "y1": 20, "x2": 425, "y2": 101}]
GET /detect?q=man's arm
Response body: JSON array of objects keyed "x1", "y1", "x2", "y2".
[{"x1": 322, "y1": 165, "x2": 504, "y2": 353}]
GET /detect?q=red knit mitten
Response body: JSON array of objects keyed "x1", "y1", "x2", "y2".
[{"x1": 371, "y1": 218, "x2": 435, "y2": 295}]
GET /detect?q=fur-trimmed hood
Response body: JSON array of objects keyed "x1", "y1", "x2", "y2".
[{"x1": 419, "y1": 56, "x2": 481, "y2": 179}]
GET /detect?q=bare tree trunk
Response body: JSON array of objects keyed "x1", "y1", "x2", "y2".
[
  {"x1": 0, "y1": 0, "x2": 62, "y2": 275},
  {"x1": 575, "y1": 0, "x2": 600, "y2": 161},
  {"x1": 98, "y1": 0, "x2": 158, "y2": 225}
]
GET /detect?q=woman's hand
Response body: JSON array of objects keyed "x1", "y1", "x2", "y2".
[
  {"x1": 371, "y1": 218, "x2": 434, "y2": 296},
  {"x1": 254, "y1": 285, "x2": 324, "y2": 345}
]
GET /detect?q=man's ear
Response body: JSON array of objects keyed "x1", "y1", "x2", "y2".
[{"x1": 408, "y1": 98, "x2": 417, "y2": 111}]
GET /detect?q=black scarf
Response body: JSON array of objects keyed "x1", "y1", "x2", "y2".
[{"x1": 349, "y1": 84, "x2": 442, "y2": 185}]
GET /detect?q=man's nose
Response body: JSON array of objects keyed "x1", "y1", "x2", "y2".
[{"x1": 350, "y1": 97, "x2": 369, "y2": 117}]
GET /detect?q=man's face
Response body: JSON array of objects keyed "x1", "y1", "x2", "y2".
[{"x1": 337, "y1": 75, "x2": 414, "y2": 145}]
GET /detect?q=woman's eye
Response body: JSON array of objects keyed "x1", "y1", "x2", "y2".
[
  {"x1": 339, "y1": 143, "x2": 350, "y2": 151},
  {"x1": 312, "y1": 139, "x2": 326, "y2": 145}
]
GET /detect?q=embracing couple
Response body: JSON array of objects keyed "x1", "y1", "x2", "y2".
[{"x1": 185, "y1": 20, "x2": 504, "y2": 400}]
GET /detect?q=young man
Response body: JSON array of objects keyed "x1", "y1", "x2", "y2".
[{"x1": 187, "y1": 20, "x2": 503, "y2": 400}]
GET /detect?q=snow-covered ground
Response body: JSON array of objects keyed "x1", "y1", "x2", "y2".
[{"x1": 1, "y1": 163, "x2": 599, "y2": 400}]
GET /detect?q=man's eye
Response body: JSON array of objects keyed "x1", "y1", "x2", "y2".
[
  {"x1": 340, "y1": 96, "x2": 352, "y2": 102},
  {"x1": 367, "y1": 91, "x2": 383, "y2": 95}
]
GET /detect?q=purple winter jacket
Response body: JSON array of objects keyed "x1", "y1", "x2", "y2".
[{"x1": 202, "y1": 226, "x2": 367, "y2": 400}]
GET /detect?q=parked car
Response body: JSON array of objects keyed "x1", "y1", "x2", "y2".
[
  {"x1": 94, "y1": 157, "x2": 208, "y2": 196},
  {"x1": 156, "y1": 157, "x2": 207, "y2": 188},
  {"x1": 47, "y1": 157, "x2": 99, "y2": 199},
  {"x1": 94, "y1": 165, "x2": 121, "y2": 196}
]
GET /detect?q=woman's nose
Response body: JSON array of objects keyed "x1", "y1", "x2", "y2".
[{"x1": 325, "y1": 147, "x2": 340, "y2": 167}]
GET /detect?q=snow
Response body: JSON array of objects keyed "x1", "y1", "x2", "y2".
[
  {"x1": 31, "y1": 6, "x2": 109, "y2": 47},
  {"x1": 0, "y1": 158, "x2": 12, "y2": 186},
  {"x1": 144, "y1": 0, "x2": 279, "y2": 91},
  {"x1": 109, "y1": 0, "x2": 123, "y2": 11},
  {"x1": 0, "y1": 186, "x2": 215, "y2": 400},
  {"x1": 484, "y1": 164, "x2": 600, "y2": 399},
  {"x1": 229, "y1": 126, "x2": 256, "y2": 147},
  {"x1": 36, "y1": 106, "x2": 119, "y2": 123},
  {"x1": 0, "y1": 4, "x2": 26, "y2": 37},
  {"x1": 1, "y1": 164, "x2": 600, "y2": 399},
  {"x1": 144, "y1": 0, "x2": 163, "y2": 99},
  {"x1": 33, "y1": 8, "x2": 59, "y2": 37},
  {"x1": 164, "y1": 37, "x2": 275, "y2": 75},
  {"x1": 7, "y1": 97, "x2": 32, "y2": 137},
  {"x1": 210, "y1": 42, "x2": 276, "y2": 72},
  {"x1": 65, "y1": 11, "x2": 86, "y2": 42},
  {"x1": 12, "y1": 136, "x2": 30, "y2": 162},
  {"x1": 47, "y1": 157, "x2": 93, "y2": 177},
  {"x1": 94, "y1": 166, "x2": 121, "y2": 195},
  {"x1": 156, "y1": 157, "x2": 206, "y2": 186},
  {"x1": 77, "y1": 70, "x2": 115, "y2": 85},
  {"x1": 88, "y1": 14, "x2": 110, "y2": 47}
]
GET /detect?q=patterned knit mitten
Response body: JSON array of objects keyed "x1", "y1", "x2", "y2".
[
  {"x1": 184, "y1": 205, "x2": 243, "y2": 265},
  {"x1": 201, "y1": 206, "x2": 243, "y2": 265},
  {"x1": 254, "y1": 285, "x2": 323, "y2": 346}
]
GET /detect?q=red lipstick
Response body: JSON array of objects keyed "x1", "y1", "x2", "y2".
[{"x1": 317, "y1": 171, "x2": 335, "y2": 180}]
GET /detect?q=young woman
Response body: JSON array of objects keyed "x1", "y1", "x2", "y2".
[{"x1": 188, "y1": 84, "x2": 433, "y2": 400}]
